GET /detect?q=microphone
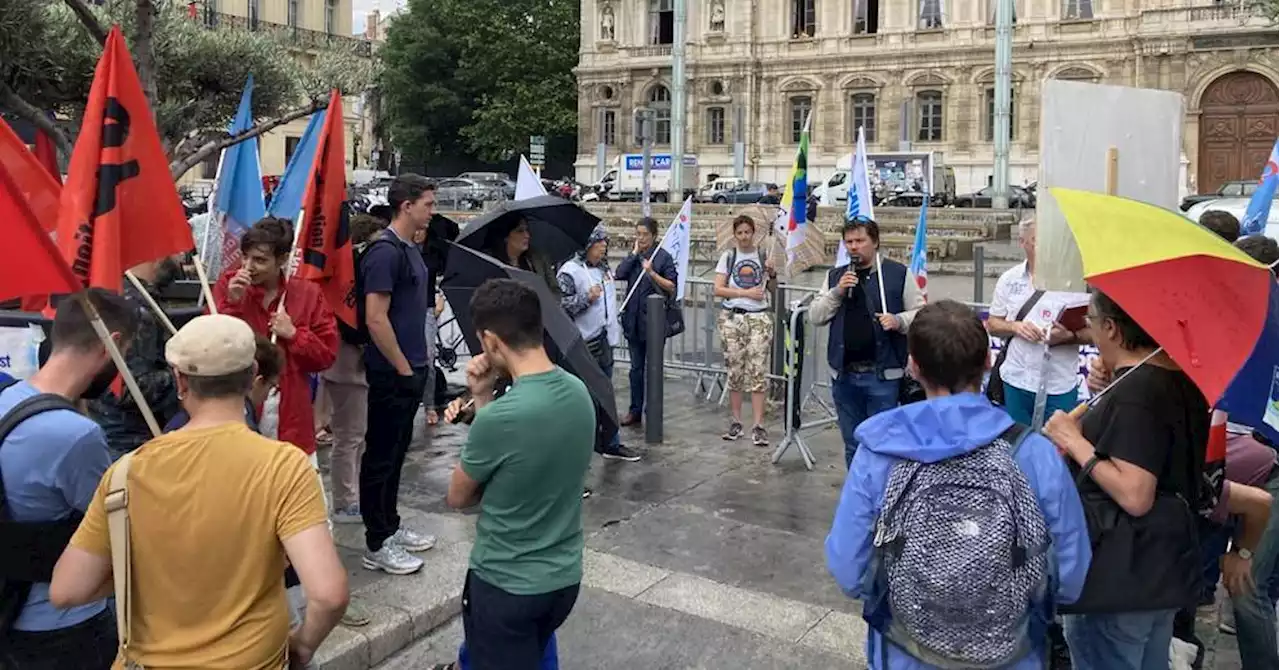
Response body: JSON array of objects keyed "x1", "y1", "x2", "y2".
[{"x1": 846, "y1": 254, "x2": 862, "y2": 300}]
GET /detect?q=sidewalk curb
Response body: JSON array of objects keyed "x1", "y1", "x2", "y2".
[{"x1": 317, "y1": 513, "x2": 476, "y2": 669}]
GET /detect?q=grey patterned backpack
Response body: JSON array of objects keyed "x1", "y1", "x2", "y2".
[{"x1": 871, "y1": 424, "x2": 1050, "y2": 668}]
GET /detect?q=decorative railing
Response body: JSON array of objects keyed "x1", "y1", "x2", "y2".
[{"x1": 201, "y1": 10, "x2": 372, "y2": 57}]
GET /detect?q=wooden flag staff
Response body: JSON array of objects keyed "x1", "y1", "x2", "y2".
[
  {"x1": 74, "y1": 292, "x2": 162, "y2": 438},
  {"x1": 124, "y1": 271, "x2": 178, "y2": 336}
]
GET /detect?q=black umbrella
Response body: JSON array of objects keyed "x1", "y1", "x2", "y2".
[
  {"x1": 456, "y1": 195, "x2": 601, "y2": 266},
  {"x1": 440, "y1": 243, "x2": 619, "y2": 435}
]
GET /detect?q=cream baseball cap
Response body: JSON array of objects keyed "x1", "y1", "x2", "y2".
[{"x1": 165, "y1": 314, "x2": 256, "y2": 376}]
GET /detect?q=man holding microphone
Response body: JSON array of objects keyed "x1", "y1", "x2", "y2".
[{"x1": 808, "y1": 217, "x2": 924, "y2": 468}]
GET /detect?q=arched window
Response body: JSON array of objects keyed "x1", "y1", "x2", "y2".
[
  {"x1": 916, "y1": 90, "x2": 944, "y2": 141},
  {"x1": 849, "y1": 92, "x2": 876, "y2": 143},
  {"x1": 789, "y1": 96, "x2": 813, "y2": 143},
  {"x1": 650, "y1": 85, "x2": 672, "y2": 145},
  {"x1": 707, "y1": 107, "x2": 726, "y2": 144}
]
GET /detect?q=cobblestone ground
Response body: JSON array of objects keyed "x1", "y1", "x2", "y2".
[{"x1": 315, "y1": 368, "x2": 1250, "y2": 669}]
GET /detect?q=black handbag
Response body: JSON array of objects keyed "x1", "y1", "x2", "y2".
[
  {"x1": 986, "y1": 290, "x2": 1044, "y2": 406},
  {"x1": 664, "y1": 297, "x2": 685, "y2": 338}
]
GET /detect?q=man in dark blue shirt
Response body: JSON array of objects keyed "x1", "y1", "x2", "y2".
[
  {"x1": 615, "y1": 218, "x2": 677, "y2": 428},
  {"x1": 359, "y1": 174, "x2": 438, "y2": 577}
]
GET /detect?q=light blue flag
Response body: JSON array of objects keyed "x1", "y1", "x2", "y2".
[
  {"x1": 267, "y1": 108, "x2": 327, "y2": 223},
  {"x1": 1240, "y1": 139, "x2": 1278, "y2": 237},
  {"x1": 208, "y1": 74, "x2": 266, "y2": 273}
]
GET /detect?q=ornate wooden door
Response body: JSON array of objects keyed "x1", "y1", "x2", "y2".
[{"x1": 1199, "y1": 71, "x2": 1278, "y2": 194}]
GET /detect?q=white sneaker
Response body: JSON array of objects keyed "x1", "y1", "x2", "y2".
[
  {"x1": 361, "y1": 544, "x2": 423, "y2": 575},
  {"x1": 332, "y1": 504, "x2": 362, "y2": 525},
  {"x1": 388, "y1": 527, "x2": 436, "y2": 553}
]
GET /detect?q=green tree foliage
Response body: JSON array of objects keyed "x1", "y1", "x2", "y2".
[
  {"x1": 0, "y1": 0, "x2": 378, "y2": 178},
  {"x1": 380, "y1": 0, "x2": 579, "y2": 164}
]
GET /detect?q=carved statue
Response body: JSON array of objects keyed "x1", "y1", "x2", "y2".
[
  {"x1": 710, "y1": 0, "x2": 725, "y2": 32},
  {"x1": 600, "y1": 4, "x2": 615, "y2": 41}
]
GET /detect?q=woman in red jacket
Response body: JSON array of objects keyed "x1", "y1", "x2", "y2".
[{"x1": 213, "y1": 217, "x2": 339, "y2": 456}]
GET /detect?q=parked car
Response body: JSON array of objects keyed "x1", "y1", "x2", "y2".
[
  {"x1": 1184, "y1": 195, "x2": 1279, "y2": 239},
  {"x1": 434, "y1": 178, "x2": 502, "y2": 210},
  {"x1": 953, "y1": 185, "x2": 1034, "y2": 208},
  {"x1": 1181, "y1": 180, "x2": 1258, "y2": 211},
  {"x1": 711, "y1": 181, "x2": 772, "y2": 204},
  {"x1": 696, "y1": 176, "x2": 748, "y2": 203}
]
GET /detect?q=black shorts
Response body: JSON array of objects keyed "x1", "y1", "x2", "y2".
[{"x1": 461, "y1": 570, "x2": 579, "y2": 670}]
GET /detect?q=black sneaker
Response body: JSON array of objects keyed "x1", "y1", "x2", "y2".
[
  {"x1": 722, "y1": 421, "x2": 744, "y2": 441},
  {"x1": 752, "y1": 425, "x2": 768, "y2": 447},
  {"x1": 600, "y1": 445, "x2": 641, "y2": 462}
]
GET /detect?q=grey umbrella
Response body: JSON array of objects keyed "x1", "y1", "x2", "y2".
[{"x1": 440, "y1": 243, "x2": 619, "y2": 435}]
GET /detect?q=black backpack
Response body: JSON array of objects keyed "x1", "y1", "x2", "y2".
[
  {"x1": 0, "y1": 378, "x2": 80, "y2": 632},
  {"x1": 339, "y1": 235, "x2": 413, "y2": 346}
]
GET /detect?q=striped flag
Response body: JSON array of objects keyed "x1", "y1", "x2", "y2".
[
  {"x1": 909, "y1": 196, "x2": 929, "y2": 301},
  {"x1": 772, "y1": 113, "x2": 810, "y2": 263}
]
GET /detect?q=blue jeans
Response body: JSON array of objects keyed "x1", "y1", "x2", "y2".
[
  {"x1": 1062, "y1": 609, "x2": 1177, "y2": 670},
  {"x1": 1233, "y1": 472, "x2": 1279, "y2": 670},
  {"x1": 626, "y1": 337, "x2": 647, "y2": 417},
  {"x1": 831, "y1": 370, "x2": 899, "y2": 468},
  {"x1": 1002, "y1": 381, "x2": 1078, "y2": 427}
]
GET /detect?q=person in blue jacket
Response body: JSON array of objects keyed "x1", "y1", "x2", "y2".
[{"x1": 825, "y1": 300, "x2": 1091, "y2": 669}]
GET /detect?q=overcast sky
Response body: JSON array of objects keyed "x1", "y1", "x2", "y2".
[{"x1": 352, "y1": 0, "x2": 405, "y2": 34}]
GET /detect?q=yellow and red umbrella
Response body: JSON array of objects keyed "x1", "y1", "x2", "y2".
[{"x1": 1050, "y1": 187, "x2": 1272, "y2": 405}]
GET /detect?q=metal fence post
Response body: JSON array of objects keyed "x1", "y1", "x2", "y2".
[
  {"x1": 770, "y1": 283, "x2": 786, "y2": 387},
  {"x1": 645, "y1": 294, "x2": 665, "y2": 444},
  {"x1": 973, "y1": 245, "x2": 985, "y2": 304}
]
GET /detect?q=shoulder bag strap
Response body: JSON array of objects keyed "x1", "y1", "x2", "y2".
[
  {"x1": 105, "y1": 452, "x2": 135, "y2": 661},
  {"x1": 995, "y1": 289, "x2": 1047, "y2": 364},
  {"x1": 0, "y1": 392, "x2": 78, "y2": 507},
  {"x1": 1001, "y1": 421, "x2": 1033, "y2": 457}
]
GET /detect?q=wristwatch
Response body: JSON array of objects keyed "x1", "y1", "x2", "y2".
[{"x1": 1236, "y1": 547, "x2": 1254, "y2": 560}]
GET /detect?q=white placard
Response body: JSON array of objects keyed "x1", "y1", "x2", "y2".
[
  {"x1": 0, "y1": 325, "x2": 45, "y2": 380},
  {"x1": 1036, "y1": 80, "x2": 1185, "y2": 292}
]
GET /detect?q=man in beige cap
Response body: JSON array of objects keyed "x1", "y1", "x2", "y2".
[{"x1": 50, "y1": 314, "x2": 349, "y2": 670}]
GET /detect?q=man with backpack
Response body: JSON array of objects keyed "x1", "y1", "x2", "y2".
[
  {"x1": 0, "y1": 289, "x2": 136, "y2": 669},
  {"x1": 358, "y1": 174, "x2": 438, "y2": 576},
  {"x1": 826, "y1": 300, "x2": 1091, "y2": 669}
]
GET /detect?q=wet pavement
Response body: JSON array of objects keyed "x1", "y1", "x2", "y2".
[{"x1": 316, "y1": 368, "x2": 1249, "y2": 670}]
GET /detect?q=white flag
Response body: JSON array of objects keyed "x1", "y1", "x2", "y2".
[
  {"x1": 515, "y1": 155, "x2": 547, "y2": 200},
  {"x1": 838, "y1": 126, "x2": 875, "y2": 267},
  {"x1": 661, "y1": 197, "x2": 693, "y2": 300}
]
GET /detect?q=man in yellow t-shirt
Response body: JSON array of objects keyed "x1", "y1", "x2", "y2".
[{"x1": 50, "y1": 314, "x2": 350, "y2": 669}]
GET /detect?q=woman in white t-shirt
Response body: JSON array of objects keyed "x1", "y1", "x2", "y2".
[{"x1": 713, "y1": 214, "x2": 776, "y2": 446}]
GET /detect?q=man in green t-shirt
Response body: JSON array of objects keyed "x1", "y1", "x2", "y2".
[{"x1": 443, "y1": 278, "x2": 595, "y2": 670}]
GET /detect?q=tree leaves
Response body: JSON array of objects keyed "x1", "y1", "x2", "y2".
[{"x1": 380, "y1": 0, "x2": 578, "y2": 164}]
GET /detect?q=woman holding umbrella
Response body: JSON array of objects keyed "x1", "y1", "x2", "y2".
[{"x1": 484, "y1": 218, "x2": 560, "y2": 297}]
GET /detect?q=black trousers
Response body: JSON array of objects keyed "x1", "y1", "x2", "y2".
[
  {"x1": 360, "y1": 367, "x2": 428, "y2": 552},
  {"x1": 0, "y1": 608, "x2": 117, "y2": 670},
  {"x1": 462, "y1": 570, "x2": 579, "y2": 670}
]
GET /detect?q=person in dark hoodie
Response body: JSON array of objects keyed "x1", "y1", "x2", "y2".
[
  {"x1": 825, "y1": 300, "x2": 1090, "y2": 669},
  {"x1": 87, "y1": 256, "x2": 185, "y2": 460}
]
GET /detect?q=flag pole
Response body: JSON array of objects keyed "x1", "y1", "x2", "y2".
[
  {"x1": 190, "y1": 254, "x2": 218, "y2": 313},
  {"x1": 124, "y1": 271, "x2": 178, "y2": 335},
  {"x1": 875, "y1": 252, "x2": 888, "y2": 313},
  {"x1": 270, "y1": 208, "x2": 305, "y2": 344},
  {"x1": 75, "y1": 292, "x2": 161, "y2": 437},
  {"x1": 196, "y1": 149, "x2": 227, "y2": 310},
  {"x1": 618, "y1": 197, "x2": 689, "y2": 312}
]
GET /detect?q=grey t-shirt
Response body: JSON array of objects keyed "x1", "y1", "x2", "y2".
[{"x1": 715, "y1": 248, "x2": 769, "y2": 311}]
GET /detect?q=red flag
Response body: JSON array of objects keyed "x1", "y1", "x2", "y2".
[
  {"x1": 294, "y1": 91, "x2": 355, "y2": 326},
  {"x1": 0, "y1": 161, "x2": 80, "y2": 303},
  {"x1": 34, "y1": 128, "x2": 61, "y2": 185},
  {"x1": 0, "y1": 119, "x2": 61, "y2": 231},
  {"x1": 55, "y1": 26, "x2": 195, "y2": 292}
]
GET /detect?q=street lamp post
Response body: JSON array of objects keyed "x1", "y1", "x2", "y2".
[
  {"x1": 992, "y1": 0, "x2": 1014, "y2": 209},
  {"x1": 670, "y1": 0, "x2": 688, "y2": 202}
]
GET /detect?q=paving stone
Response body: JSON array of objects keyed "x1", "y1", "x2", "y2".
[{"x1": 635, "y1": 572, "x2": 831, "y2": 642}]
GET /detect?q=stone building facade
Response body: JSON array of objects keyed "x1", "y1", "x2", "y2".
[{"x1": 572, "y1": 0, "x2": 1278, "y2": 194}]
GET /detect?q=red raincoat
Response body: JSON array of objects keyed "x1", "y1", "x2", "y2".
[{"x1": 213, "y1": 269, "x2": 338, "y2": 454}]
